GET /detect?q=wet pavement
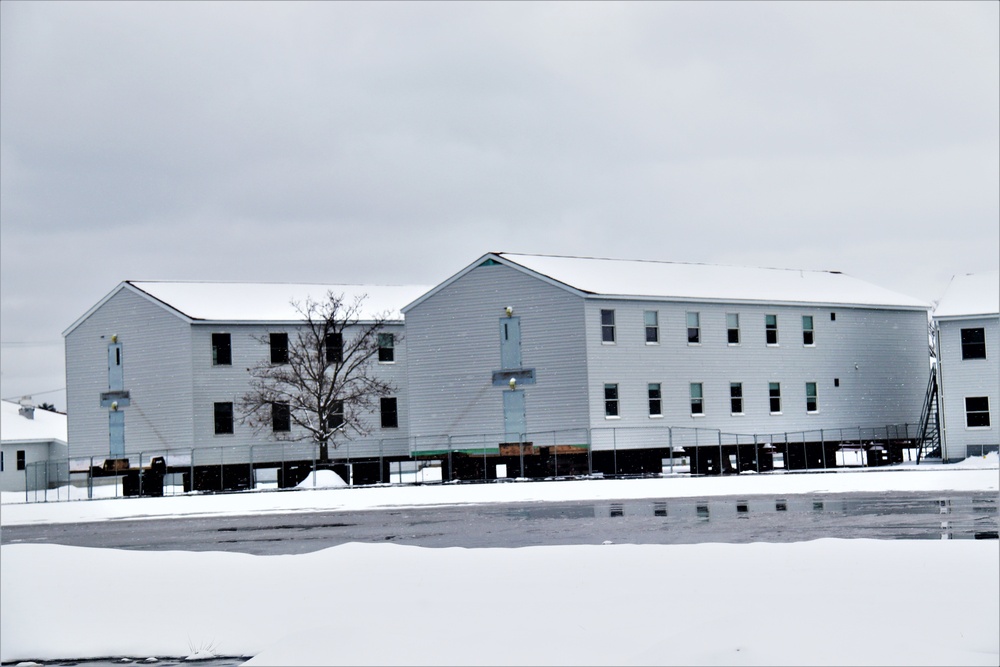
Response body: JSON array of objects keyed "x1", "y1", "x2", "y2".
[{"x1": 2, "y1": 491, "x2": 997, "y2": 555}]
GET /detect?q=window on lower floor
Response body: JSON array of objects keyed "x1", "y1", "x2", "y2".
[
  {"x1": 961, "y1": 328, "x2": 986, "y2": 360},
  {"x1": 644, "y1": 311, "x2": 659, "y2": 344},
  {"x1": 272, "y1": 401, "x2": 291, "y2": 432},
  {"x1": 690, "y1": 382, "x2": 704, "y2": 415},
  {"x1": 17, "y1": 450, "x2": 26, "y2": 471},
  {"x1": 212, "y1": 333, "x2": 232, "y2": 366},
  {"x1": 687, "y1": 312, "x2": 700, "y2": 344},
  {"x1": 727, "y1": 313, "x2": 740, "y2": 345},
  {"x1": 214, "y1": 402, "x2": 234, "y2": 434},
  {"x1": 806, "y1": 382, "x2": 818, "y2": 413},
  {"x1": 326, "y1": 400, "x2": 345, "y2": 431},
  {"x1": 730, "y1": 382, "x2": 743, "y2": 414},
  {"x1": 381, "y1": 397, "x2": 399, "y2": 428},
  {"x1": 765, "y1": 315, "x2": 778, "y2": 345},
  {"x1": 965, "y1": 397, "x2": 991, "y2": 428},
  {"x1": 648, "y1": 383, "x2": 662, "y2": 416},
  {"x1": 601, "y1": 310, "x2": 616, "y2": 343},
  {"x1": 604, "y1": 384, "x2": 619, "y2": 417},
  {"x1": 269, "y1": 333, "x2": 289, "y2": 364},
  {"x1": 378, "y1": 333, "x2": 395, "y2": 362},
  {"x1": 769, "y1": 382, "x2": 782, "y2": 413}
]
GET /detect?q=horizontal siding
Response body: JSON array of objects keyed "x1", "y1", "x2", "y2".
[
  {"x1": 586, "y1": 301, "x2": 930, "y2": 450},
  {"x1": 937, "y1": 317, "x2": 999, "y2": 460},
  {"x1": 189, "y1": 321, "x2": 409, "y2": 461},
  {"x1": 65, "y1": 287, "x2": 193, "y2": 461},
  {"x1": 405, "y1": 263, "x2": 588, "y2": 447}
]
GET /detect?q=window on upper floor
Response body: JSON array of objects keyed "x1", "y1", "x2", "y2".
[
  {"x1": 769, "y1": 382, "x2": 782, "y2": 413},
  {"x1": 270, "y1": 333, "x2": 289, "y2": 364},
  {"x1": 765, "y1": 315, "x2": 778, "y2": 345},
  {"x1": 961, "y1": 328, "x2": 986, "y2": 360},
  {"x1": 214, "y1": 402, "x2": 234, "y2": 435},
  {"x1": 601, "y1": 310, "x2": 616, "y2": 343},
  {"x1": 325, "y1": 332, "x2": 343, "y2": 365},
  {"x1": 212, "y1": 333, "x2": 232, "y2": 366},
  {"x1": 16, "y1": 450, "x2": 26, "y2": 471},
  {"x1": 648, "y1": 383, "x2": 662, "y2": 416},
  {"x1": 378, "y1": 333, "x2": 395, "y2": 362},
  {"x1": 326, "y1": 400, "x2": 345, "y2": 431},
  {"x1": 272, "y1": 401, "x2": 291, "y2": 432},
  {"x1": 730, "y1": 382, "x2": 743, "y2": 415},
  {"x1": 802, "y1": 316, "x2": 815, "y2": 346},
  {"x1": 806, "y1": 382, "x2": 818, "y2": 413},
  {"x1": 381, "y1": 397, "x2": 398, "y2": 428},
  {"x1": 727, "y1": 313, "x2": 740, "y2": 345},
  {"x1": 644, "y1": 311, "x2": 659, "y2": 344},
  {"x1": 690, "y1": 382, "x2": 704, "y2": 415},
  {"x1": 604, "y1": 384, "x2": 619, "y2": 417},
  {"x1": 686, "y1": 312, "x2": 700, "y2": 344},
  {"x1": 965, "y1": 397, "x2": 991, "y2": 428}
]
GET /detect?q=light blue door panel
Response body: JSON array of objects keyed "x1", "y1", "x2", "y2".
[
  {"x1": 503, "y1": 390, "x2": 526, "y2": 443},
  {"x1": 500, "y1": 317, "x2": 521, "y2": 370}
]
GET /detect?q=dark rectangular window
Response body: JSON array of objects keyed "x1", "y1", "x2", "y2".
[
  {"x1": 687, "y1": 312, "x2": 700, "y2": 344},
  {"x1": 326, "y1": 400, "x2": 345, "y2": 431},
  {"x1": 378, "y1": 333, "x2": 395, "y2": 362},
  {"x1": 601, "y1": 310, "x2": 616, "y2": 343},
  {"x1": 727, "y1": 313, "x2": 740, "y2": 344},
  {"x1": 214, "y1": 402, "x2": 234, "y2": 434},
  {"x1": 16, "y1": 449, "x2": 26, "y2": 471},
  {"x1": 644, "y1": 311, "x2": 659, "y2": 343},
  {"x1": 648, "y1": 383, "x2": 662, "y2": 416},
  {"x1": 212, "y1": 333, "x2": 232, "y2": 366},
  {"x1": 830, "y1": 312, "x2": 836, "y2": 321},
  {"x1": 730, "y1": 382, "x2": 743, "y2": 414},
  {"x1": 769, "y1": 382, "x2": 782, "y2": 413},
  {"x1": 1, "y1": 451, "x2": 4, "y2": 472},
  {"x1": 690, "y1": 383, "x2": 704, "y2": 415},
  {"x1": 765, "y1": 315, "x2": 778, "y2": 345},
  {"x1": 325, "y1": 332, "x2": 343, "y2": 364},
  {"x1": 961, "y1": 328, "x2": 986, "y2": 360},
  {"x1": 802, "y1": 316, "x2": 815, "y2": 346},
  {"x1": 604, "y1": 383, "x2": 619, "y2": 417},
  {"x1": 965, "y1": 397, "x2": 991, "y2": 427},
  {"x1": 806, "y1": 382, "x2": 818, "y2": 413},
  {"x1": 272, "y1": 402, "x2": 291, "y2": 432},
  {"x1": 269, "y1": 333, "x2": 289, "y2": 364},
  {"x1": 380, "y1": 397, "x2": 398, "y2": 428}
]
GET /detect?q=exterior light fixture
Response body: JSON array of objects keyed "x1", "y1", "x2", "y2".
[
  {"x1": 505, "y1": 306, "x2": 513, "y2": 317},
  {"x1": 111, "y1": 401, "x2": 119, "y2": 411},
  {"x1": 509, "y1": 377, "x2": 517, "y2": 390},
  {"x1": 111, "y1": 334, "x2": 118, "y2": 343}
]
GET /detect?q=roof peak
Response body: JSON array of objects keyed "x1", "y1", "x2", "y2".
[{"x1": 496, "y1": 252, "x2": 842, "y2": 276}]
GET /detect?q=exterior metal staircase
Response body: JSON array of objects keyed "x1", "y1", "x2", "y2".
[{"x1": 915, "y1": 369, "x2": 941, "y2": 464}]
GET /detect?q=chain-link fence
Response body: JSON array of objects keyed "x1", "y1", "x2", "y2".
[{"x1": 16, "y1": 421, "x2": 920, "y2": 502}]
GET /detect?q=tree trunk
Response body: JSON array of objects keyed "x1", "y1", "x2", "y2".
[{"x1": 319, "y1": 441, "x2": 330, "y2": 463}]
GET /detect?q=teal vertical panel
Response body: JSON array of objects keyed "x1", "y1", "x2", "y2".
[
  {"x1": 108, "y1": 343, "x2": 123, "y2": 391},
  {"x1": 503, "y1": 389, "x2": 526, "y2": 442},
  {"x1": 109, "y1": 410, "x2": 125, "y2": 457},
  {"x1": 500, "y1": 317, "x2": 521, "y2": 370}
]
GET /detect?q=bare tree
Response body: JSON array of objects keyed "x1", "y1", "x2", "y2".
[{"x1": 238, "y1": 291, "x2": 397, "y2": 462}]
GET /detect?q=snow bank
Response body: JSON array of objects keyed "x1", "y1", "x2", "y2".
[{"x1": 296, "y1": 469, "x2": 348, "y2": 489}]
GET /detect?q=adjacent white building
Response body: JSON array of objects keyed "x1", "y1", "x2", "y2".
[
  {"x1": 1, "y1": 399, "x2": 68, "y2": 493},
  {"x1": 933, "y1": 271, "x2": 1000, "y2": 462},
  {"x1": 402, "y1": 253, "x2": 932, "y2": 476},
  {"x1": 63, "y1": 281, "x2": 431, "y2": 489}
]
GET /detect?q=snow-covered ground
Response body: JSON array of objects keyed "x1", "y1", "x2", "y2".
[{"x1": 2, "y1": 455, "x2": 998, "y2": 666}]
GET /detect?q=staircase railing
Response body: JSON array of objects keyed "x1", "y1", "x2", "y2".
[{"x1": 915, "y1": 369, "x2": 940, "y2": 464}]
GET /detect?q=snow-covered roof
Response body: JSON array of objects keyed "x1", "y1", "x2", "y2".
[
  {"x1": 409, "y1": 252, "x2": 929, "y2": 310},
  {"x1": 933, "y1": 271, "x2": 1000, "y2": 320},
  {"x1": 1, "y1": 400, "x2": 67, "y2": 444},
  {"x1": 67, "y1": 282, "x2": 435, "y2": 334}
]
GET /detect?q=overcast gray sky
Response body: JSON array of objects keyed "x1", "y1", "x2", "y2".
[{"x1": 2, "y1": 1, "x2": 998, "y2": 411}]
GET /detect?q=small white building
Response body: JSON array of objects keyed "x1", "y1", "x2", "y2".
[
  {"x1": 1, "y1": 399, "x2": 68, "y2": 493},
  {"x1": 933, "y1": 271, "x2": 1000, "y2": 461},
  {"x1": 63, "y1": 281, "x2": 431, "y2": 490}
]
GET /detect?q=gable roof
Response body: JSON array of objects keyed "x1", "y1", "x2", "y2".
[
  {"x1": 933, "y1": 271, "x2": 1000, "y2": 320},
  {"x1": 65, "y1": 281, "x2": 435, "y2": 336},
  {"x1": 404, "y1": 252, "x2": 930, "y2": 311},
  {"x1": 1, "y1": 400, "x2": 68, "y2": 445}
]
